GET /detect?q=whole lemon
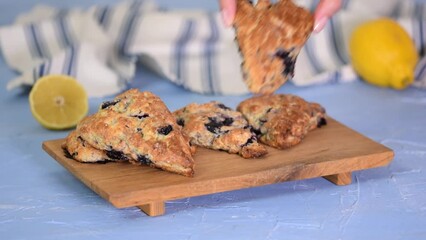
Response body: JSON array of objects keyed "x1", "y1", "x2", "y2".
[{"x1": 349, "y1": 18, "x2": 418, "y2": 89}]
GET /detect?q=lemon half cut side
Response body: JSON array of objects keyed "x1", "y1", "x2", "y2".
[{"x1": 29, "y1": 75, "x2": 89, "y2": 130}]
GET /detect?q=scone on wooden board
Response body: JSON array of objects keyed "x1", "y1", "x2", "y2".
[
  {"x1": 62, "y1": 130, "x2": 121, "y2": 163},
  {"x1": 234, "y1": 0, "x2": 314, "y2": 94},
  {"x1": 62, "y1": 89, "x2": 196, "y2": 177},
  {"x1": 173, "y1": 101, "x2": 268, "y2": 158},
  {"x1": 237, "y1": 94, "x2": 327, "y2": 149}
]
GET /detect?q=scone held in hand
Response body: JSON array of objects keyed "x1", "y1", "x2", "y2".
[{"x1": 234, "y1": 0, "x2": 314, "y2": 94}]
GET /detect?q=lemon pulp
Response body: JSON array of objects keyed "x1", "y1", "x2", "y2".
[{"x1": 29, "y1": 75, "x2": 88, "y2": 130}]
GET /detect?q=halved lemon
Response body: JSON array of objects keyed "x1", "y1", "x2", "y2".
[{"x1": 29, "y1": 75, "x2": 88, "y2": 130}]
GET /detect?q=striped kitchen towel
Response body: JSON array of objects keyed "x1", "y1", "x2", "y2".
[
  {"x1": 1, "y1": 0, "x2": 426, "y2": 97},
  {"x1": 0, "y1": 0, "x2": 247, "y2": 97}
]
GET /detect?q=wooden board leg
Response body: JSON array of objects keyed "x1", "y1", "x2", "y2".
[
  {"x1": 323, "y1": 172, "x2": 352, "y2": 186},
  {"x1": 138, "y1": 201, "x2": 165, "y2": 217}
]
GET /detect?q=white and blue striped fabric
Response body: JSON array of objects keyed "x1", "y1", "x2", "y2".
[{"x1": 0, "y1": 0, "x2": 426, "y2": 97}]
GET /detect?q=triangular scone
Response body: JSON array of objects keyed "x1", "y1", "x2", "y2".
[
  {"x1": 73, "y1": 89, "x2": 195, "y2": 177},
  {"x1": 62, "y1": 130, "x2": 126, "y2": 163},
  {"x1": 174, "y1": 101, "x2": 267, "y2": 158},
  {"x1": 234, "y1": 0, "x2": 314, "y2": 94},
  {"x1": 237, "y1": 94, "x2": 327, "y2": 149}
]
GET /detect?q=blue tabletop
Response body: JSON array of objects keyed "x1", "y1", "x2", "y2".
[{"x1": 1, "y1": 1, "x2": 426, "y2": 240}]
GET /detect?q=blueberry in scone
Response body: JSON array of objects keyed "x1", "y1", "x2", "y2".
[
  {"x1": 64, "y1": 89, "x2": 196, "y2": 177},
  {"x1": 237, "y1": 94, "x2": 326, "y2": 149},
  {"x1": 173, "y1": 101, "x2": 267, "y2": 158},
  {"x1": 233, "y1": 0, "x2": 314, "y2": 94}
]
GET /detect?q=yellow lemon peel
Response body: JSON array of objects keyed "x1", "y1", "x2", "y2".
[
  {"x1": 29, "y1": 75, "x2": 88, "y2": 130},
  {"x1": 349, "y1": 18, "x2": 418, "y2": 89}
]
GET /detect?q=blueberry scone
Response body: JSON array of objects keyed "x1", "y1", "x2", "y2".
[
  {"x1": 173, "y1": 101, "x2": 267, "y2": 158},
  {"x1": 234, "y1": 0, "x2": 314, "y2": 94},
  {"x1": 63, "y1": 89, "x2": 196, "y2": 177},
  {"x1": 62, "y1": 130, "x2": 123, "y2": 163},
  {"x1": 237, "y1": 94, "x2": 327, "y2": 149}
]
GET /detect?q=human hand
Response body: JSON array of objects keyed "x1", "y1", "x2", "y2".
[
  {"x1": 219, "y1": 0, "x2": 342, "y2": 33},
  {"x1": 312, "y1": 0, "x2": 342, "y2": 33}
]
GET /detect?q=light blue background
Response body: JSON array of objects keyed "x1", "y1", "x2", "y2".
[{"x1": 1, "y1": 1, "x2": 425, "y2": 240}]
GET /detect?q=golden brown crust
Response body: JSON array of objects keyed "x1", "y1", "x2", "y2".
[
  {"x1": 61, "y1": 130, "x2": 120, "y2": 163},
  {"x1": 237, "y1": 94, "x2": 326, "y2": 149},
  {"x1": 234, "y1": 0, "x2": 314, "y2": 94},
  {"x1": 173, "y1": 101, "x2": 267, "y2": 158},
  {"x1": 64, "y1": 89, "x2": 196, "y2": 177}
]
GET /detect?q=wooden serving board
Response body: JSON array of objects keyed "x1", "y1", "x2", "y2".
[{"x1": 42, "y1": 118, "x2": 394, "y2": 217}]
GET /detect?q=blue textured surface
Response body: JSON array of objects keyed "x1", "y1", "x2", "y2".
[{"x1": 1, "y1": 1, "x2": 426, "y2": 240}]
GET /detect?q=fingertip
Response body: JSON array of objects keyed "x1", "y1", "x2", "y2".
[
  {"x1": 313, "y1": 0, "x2": 341, "y2": 33},
  {"x1": 220, "y1": 0, "x2": 236, "y2": 27},
  {"x1": 314, "y1": 0, "x2": 342, "y2": 20},
  {"x1": 221, "y1": 9, "x2": 234, "y2": 27},
  {"x1": 313, "y1": 16, "x2": 328, "y2": 33}
]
